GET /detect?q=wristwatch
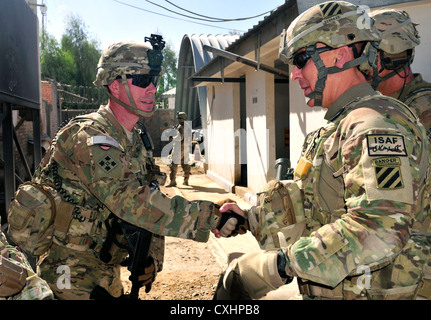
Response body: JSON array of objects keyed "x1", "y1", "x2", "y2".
[{"x1": 277, "y1": 249, "x2": 293, "y2": 283}]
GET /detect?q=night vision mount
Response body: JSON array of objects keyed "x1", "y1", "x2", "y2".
[{"x1": 145, "y1": 34, "x2": 165, "y2": 76}]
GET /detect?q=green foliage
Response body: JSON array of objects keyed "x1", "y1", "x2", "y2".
[
  {"x1": 156, "y1": 41, "x2": 177, "y2": 108},
  {"x1": 40, "y1": 14, "x2": 101, "y2": 87}
]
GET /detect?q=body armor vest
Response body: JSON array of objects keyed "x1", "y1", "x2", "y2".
[{"x1": 296, "y1": 97, "x2": 431, "y2": 300}]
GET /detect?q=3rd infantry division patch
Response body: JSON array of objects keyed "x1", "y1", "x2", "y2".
[{"x1": 371, "y1": 157, "x2": 404, "y2": 190}]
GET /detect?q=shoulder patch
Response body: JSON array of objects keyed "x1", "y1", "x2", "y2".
[
  {"x1": 366, "y1": 134, "x2": 407, "y2": 156},
  {"x1": 363, "y1": 154, "x2": 413, "y2": 204},
  {"x1": 89, "y1": 135, "x2": 121, "y2": 150},
  {"x1": 371, "y1": 157, "x2": 404, "y2": 190}
]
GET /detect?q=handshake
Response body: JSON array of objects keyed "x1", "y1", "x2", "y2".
[{"x1": 212, "y1": 199, "x2": 249, "y2": 238}]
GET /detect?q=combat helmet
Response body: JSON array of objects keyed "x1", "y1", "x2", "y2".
[
  {"x1": 279, "y1": 1, "x2": 381, "y2": 106},
  {"x1": 177, "y1": 112, "x2": 187, "y2": 120},
  {"x1": 94, "y1": 35, "x2": 165, "y2": 117},
  {"x1": 369, "y1": 8, "x2": 420, "y2": 88}
]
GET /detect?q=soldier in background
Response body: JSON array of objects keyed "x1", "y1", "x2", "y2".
[
  {"x1": 25, "y1": 40, "x2": 235, "y2": 300},
  {"x1": 213, "y1": 1, "x2": 430, "y2": 300},
  {"x1": 0, "y1": 226, "x2": 53, "y2": 300},
  {"x1": 166, "y1": 112, "x2": 191, "y2": 187},
  {"x1": 369, "y1": 8, "x2": 431, "y2": 141}
]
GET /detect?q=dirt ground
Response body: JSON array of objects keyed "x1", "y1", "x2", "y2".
[{"x1": 120, "y1": 158, "x2": 224, "y2": 300}]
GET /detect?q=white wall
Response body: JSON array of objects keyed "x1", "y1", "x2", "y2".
[
  {"x1": 245, "y1": 69, "x2": 276, "y2": 193},
  {"x1": 204, "y1": 68, "x2": 277, "y2": 193},
  {"x1": 205, "y1": 83, "x2": 237, "y2": 191},
  {"x1": 288, "y1": 69, "x2": 327, "y2": 167}
]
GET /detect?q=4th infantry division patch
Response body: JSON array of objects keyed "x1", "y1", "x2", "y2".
[{"x1": 371, "y1": 157, "x2": 404, "y2": 190}]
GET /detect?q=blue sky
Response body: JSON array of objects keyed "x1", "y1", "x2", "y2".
[{"x1": 39, "y1": 0, "x2": 286, "y2": 54}]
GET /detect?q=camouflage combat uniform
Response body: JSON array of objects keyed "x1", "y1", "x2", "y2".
[
  {"x1": 0, "y1": 229, "x2": 53, "y2": 300},
  {"x1": 33, "y1": 105, "x2": 217, "y2": 299},
  {"x1": 216, "y1": 1, "x2": 431, "y2": 300},
  {"x1": 391, "y1": 73, "x2": 431, "y2": 141},
  {"x1": 168, "y1": 113, "x2": 191, "y2": 186},
  {"x1": 369, "y1": 9, "x2": 431, "y2": 141},
  {"x1": 281, "y1": 84, "x2": 429, "y2": 299}
]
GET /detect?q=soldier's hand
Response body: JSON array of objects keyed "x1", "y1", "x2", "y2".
[
  {"x1": 213, "y1": 203, "x2": 248, "y2": 238},
  {"x1": 138, "y1": 256, "x2": 156, "y2": 293},
  {"x1": 215, "y1": 198, "x2": 237, "y2": 207}
]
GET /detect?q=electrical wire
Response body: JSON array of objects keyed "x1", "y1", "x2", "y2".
[
  {"x1": 163, "y1": 0, "x2": 275, "y2": 22},
  {"x1": 113, "y1": 0, "x2": 247, "y2": 32},
  {"x1": 145, "y1": 0, "x2": 231, "y2": 22}
]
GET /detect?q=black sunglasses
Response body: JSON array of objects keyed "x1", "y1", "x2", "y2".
[
  {"x1": 129, "y1": 74, "x2": 159, "y2": 89},
  {"x1": 292, "y1": 46, "x2": 335, "y2": 69},
  {"x1": 116, "y1": 74, "x2": 159, "y2": 89}
]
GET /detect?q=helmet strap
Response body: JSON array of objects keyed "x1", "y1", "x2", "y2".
[
  {"x1": 107, "y1": 75, "x2": 155, "y2": 118},
  {"x1": 306, "y1": 42, "x2": 378, "y2": 107},
  {"x1": 305, "y1": 45, "x2": 327, "y2": 107},
  {"x1": 370, "y1": 50, "x2": 412, "y2": 90}
]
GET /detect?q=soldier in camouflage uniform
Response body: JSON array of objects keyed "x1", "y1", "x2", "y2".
[
  {"x1": 0, "y1": 226, "x2": 53, "y2": 300},
  {"x1": 213, "y1": 1, "x2": 431, "y2": 300},
  {"x1": 369, "y1": 8, "x2": 431, "y2": 141},
  {"x1": 28, "y1": 40, "x2": 233, "y2": 300},
  {"x1": 166, "y1": 112, "x2": 191, "y2": 187}
]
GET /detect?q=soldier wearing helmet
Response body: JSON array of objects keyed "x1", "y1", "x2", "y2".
[
  {"x1": 29, "y1": 38, "x2": 239, "y2": 300},
  {"x1": 369, "y1": 8, "x2": 431, "y2": 141},
  {"x1": 213, "y1": 1, "x2": 430, "y2": 300},
  {"x1": 166, "y1": 111, "x2": 191, "y2": 187}
]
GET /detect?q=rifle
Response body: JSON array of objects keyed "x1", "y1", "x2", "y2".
[
  {"x1": 91, "y1": 216, "x2": 154, "y2": 300},
  {"x1": 91, "y1": 181, "x2": 159, "y2": 300},
  {"x1": 121, "y1": 221, "x2": 154, "y2": 299}
]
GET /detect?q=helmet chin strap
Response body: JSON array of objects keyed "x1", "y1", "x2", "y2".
[
  {"x1": 370, "y1": 59, "x2": 411, "y2": 97},
  {"x1": 305, "y1": 43, "x2": 378, "y2": 107},
  {"x1": 107, "y1": 75, "x2": 155, "y2": 118}
]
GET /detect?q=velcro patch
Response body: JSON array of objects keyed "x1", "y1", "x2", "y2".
[
  {"x1": 372, "y1": 157, "x2": 404, "y2": 190},
  {"x1": 89, "y1": 136, "x2": 120, "y2": 149},
  {"x1": 366, "y1": 134, "x2": 407, "y2": 156}
]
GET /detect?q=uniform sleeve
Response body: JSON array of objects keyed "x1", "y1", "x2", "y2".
[
  {"x1": 54, "y1": 125, "x2": 217, "y2": 242},
  {"x1": 284, "y1": 105, "x2": 426, "y2": 287}
]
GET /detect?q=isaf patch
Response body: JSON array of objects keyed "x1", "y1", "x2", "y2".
[
  {"x1": 366, "y1": 134, "x2": 407, "y2": 156},
  {"x1": 372, "y1": 157, "x2": 404, "y2": 190}
]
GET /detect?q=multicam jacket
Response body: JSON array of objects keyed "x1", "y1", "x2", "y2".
[
  {"x1": 0, "y1": 230, "x2": 53, "y2": 300},
  {"x1": 391, "y1": 73, "x2": 431, "y2": 141},
  {"x1": 33, "y1": 105, "x2": 216, "y2": 299},
  {"x1": 249, "y1": 83, "x2": 431, "y2": 299}
]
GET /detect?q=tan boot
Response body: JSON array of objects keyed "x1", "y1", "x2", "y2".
[{"x1": 166, "y1": 180, "x2": 177, "y2": 187}]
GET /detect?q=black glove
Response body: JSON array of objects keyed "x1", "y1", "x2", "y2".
[{"x1": 214, "y1": 204, "x2": 249, "y2": 237}]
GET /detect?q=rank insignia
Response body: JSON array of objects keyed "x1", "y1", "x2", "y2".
[
  {"x1": 371, "y1": 157, "x2": 404, "y2": 190},
  {"x1": 98, "y1": 155, "x2": 118, "y2": 173}
]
